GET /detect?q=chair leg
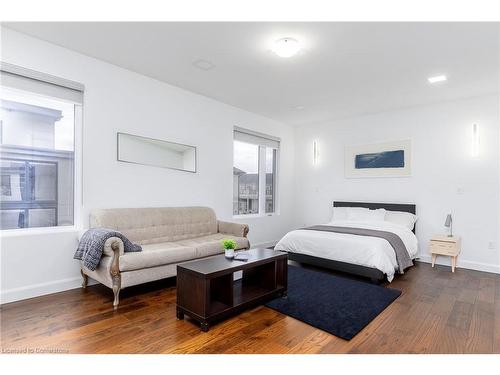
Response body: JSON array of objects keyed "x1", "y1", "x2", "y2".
[
  {"x1": 81, "y1": 269, "x2": 88, "y2": 289},
  {"x1": 112, "y1": 274, "x2": 121, "y2": 310}
]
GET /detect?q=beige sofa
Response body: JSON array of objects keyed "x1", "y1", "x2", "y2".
[{"x1": 80, "y1": 206, "x2": 249, "y2": 309}]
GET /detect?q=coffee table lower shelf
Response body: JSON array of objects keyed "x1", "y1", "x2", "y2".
[
  {"x1": 176, "y1": 250, "x2": 288, "y2": 332},
  {"x1": 177, "y1": 280, "x2": 286, "y2": 331}
]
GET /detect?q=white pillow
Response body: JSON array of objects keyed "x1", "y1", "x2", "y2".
[
  {"x1": 331, "y1": 207, "x2": 349, "y2": 221},
  {"x1": 385, "y1": 211, "x2": 417, "y2": 230},
  {"x1": 347, "y1": 207, "x2": 386, "y2": 222}
]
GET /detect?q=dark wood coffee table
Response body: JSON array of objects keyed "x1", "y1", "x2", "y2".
[{"x1": 176, "y1": 248, "x2": 288, "y2": 331}]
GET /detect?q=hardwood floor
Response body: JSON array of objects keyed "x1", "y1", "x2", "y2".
[{"x1": 1, "y1": 261, "x2": 500, "y2": 354}]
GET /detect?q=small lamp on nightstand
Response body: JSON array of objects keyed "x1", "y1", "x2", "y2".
[{"x1": 444, "y1": 214, "x2": 453, "y2": 237}]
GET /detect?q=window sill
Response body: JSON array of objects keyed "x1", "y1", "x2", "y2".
[
  {"x1": 0, "y1": 225, "x2": 80, "y2": 238},
  {"x1": 232, "y1": 213, "x2": 280, "y2": 220}
]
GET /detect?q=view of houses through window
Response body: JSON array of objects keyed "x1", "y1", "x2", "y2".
[
  {"x1": 0, "y1": 84, "x2": 79, "y2": 230},
  {"x1": 233, "y1": 140, "x2": 259, "y2": 215},
  {"x1": 265, "y1": 147, "x2": 277, "y2": 213},
  {"x1": 233, "y1": 130, "x2": 279, "y2": 216}
]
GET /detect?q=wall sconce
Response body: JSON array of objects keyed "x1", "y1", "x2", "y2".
[
  {"x1": 471, "y1": 123, "x2": 480, "y2": 158},
  {"x1": 313, "y1": 140, "x2": 319, "y2": 165}
]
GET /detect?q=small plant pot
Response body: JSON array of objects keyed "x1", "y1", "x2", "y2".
[{"x1": 225, "y1": 249, "x2": 235, "y2": 259}]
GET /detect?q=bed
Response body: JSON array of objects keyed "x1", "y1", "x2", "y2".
[{"x1": 275, "y1": 201, "x2": 418, "y2": 283}]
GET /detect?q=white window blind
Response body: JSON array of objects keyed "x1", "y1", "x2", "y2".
[
  {"x1": 233, "y1": 127, "x2": 280, "y2": 149},
  {"x1": 1, "y1": 62, "x2": 84, "y2": 104}
]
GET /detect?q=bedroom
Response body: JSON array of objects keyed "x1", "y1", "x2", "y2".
[{"x1": 1, "y1": 0, "x2": 500, "y2": 372}]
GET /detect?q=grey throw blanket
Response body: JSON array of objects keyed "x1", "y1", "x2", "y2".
[
  {"x1": 74, "y1": 228, "x2": 142, "y2": 271},
  {"x1": 302, "y1": 225, "x2": 413, "y2": 273}
]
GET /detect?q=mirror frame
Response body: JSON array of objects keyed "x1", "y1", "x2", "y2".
[{"x1": 117, "y1": 132, "x2": 197, "y2": 173}]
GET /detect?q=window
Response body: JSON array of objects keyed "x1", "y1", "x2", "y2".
[
  {"x1": 233, "y1": 128, "x2": 279, "y2": 216},
  {"x1": 0, "y1": 64, "x2": 83, "y2": 230},
  {"x1": 265, "y1": 147, "x2": 277, "y2": 213}
]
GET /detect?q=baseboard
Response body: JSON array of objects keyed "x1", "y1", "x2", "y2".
[
  {"x1": 3, "y1": 249, "x2": 496, "y2": 305},
  {"x1": 418, "y1": 254, "x2": 500, "y2": 274},
  {"x1": 251, "y1": 240, "x2": 278, "y2": 249},
  {"x1": 1, "y1": 241, "x2": 281, "y2": 305},
  {"x1": 1, "y1": 276, "x2": 97, "y2": 305}
]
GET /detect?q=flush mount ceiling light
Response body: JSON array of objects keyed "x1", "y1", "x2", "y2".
[
  {"x1": 192, "y1": 59, "x2": 215, "y2": 71},
  {"x1": 428, "y1": 75, "x2": 447, "y2": 84},
  {"x1": 273, "y1": 38, "x2": 301, "y2": 58}
]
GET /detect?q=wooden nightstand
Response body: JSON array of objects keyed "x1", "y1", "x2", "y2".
[{"x1": 429, "y1": 235, "x2": 461, "y2": 272}]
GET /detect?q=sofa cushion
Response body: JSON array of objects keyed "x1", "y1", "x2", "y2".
[
  {"x1": 119, "y1": 242, "x2": 197, "y2": 272},
  {"x1": 174, "y1": 233, "x2": 249, "y2": 258},
  {"x1": 90, "y1": 207, "x2": 218, "y2": 245}
]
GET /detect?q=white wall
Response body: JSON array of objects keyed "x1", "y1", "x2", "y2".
[
  {"x1": 294, "y1": 94, "x2": 500, "y2": 273},
  {"x1": 0, "y1": 28, "x2": 296, "y2": 303},
  {"x1": 1, "y1": 27, "x2": 499, "y2": 304}
]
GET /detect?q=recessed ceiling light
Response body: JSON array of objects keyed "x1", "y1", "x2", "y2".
[
  {"x1": 428, "y1": 75, "x2": 447, "y2": 84},
  {"x1": 294, "y1": 105, "x2": 305, "y2": 110},
  {"x1": 193, "y1": 59, "x2": 215, "y2": 71},
  {"x1": 273, "y1": 38, "x2": 301, "y2": 58}
]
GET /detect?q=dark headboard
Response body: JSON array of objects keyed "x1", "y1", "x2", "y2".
[{"x1": 333, "y1": 201, "x2": 416, "y2": 233}]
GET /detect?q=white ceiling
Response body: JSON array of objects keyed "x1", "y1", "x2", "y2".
[{"x1": 4, "y1": 22, "x2": 499, "y2": 126}]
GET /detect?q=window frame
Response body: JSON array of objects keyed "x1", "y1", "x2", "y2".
[
  {"x1": 233, "y1": 129, "x2": 280, "y2": 218},
  {"x1": 264, "y1": 147, "x2": 278, "y2": 215},
  {"x1": 0, "y1": 63, "x2": 84, "y2": 234}
]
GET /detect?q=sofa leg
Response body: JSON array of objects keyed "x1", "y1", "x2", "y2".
[
  {"x1": 81, "y1": 269, "x2": 88, "y2": 289},
  {"x1": 112, "y1": 275, "x2": 121, "y2": 310}
]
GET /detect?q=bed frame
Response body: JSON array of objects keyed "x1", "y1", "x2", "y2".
[{"x1": 287, "y1": 201, "x2": 417, "y2": 284}]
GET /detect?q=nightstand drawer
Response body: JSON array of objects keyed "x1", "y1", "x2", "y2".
[
  {"x1": 430, "y1": 235, "x2": 461, "y2": 272},
  {"x1": 430, "y1": 242, "x2": 458, "y2": 255}
]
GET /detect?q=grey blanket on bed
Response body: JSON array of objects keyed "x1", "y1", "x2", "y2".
[
  {"x1": 302, "y1": 225, "x2": 413, "y2": 273},
  {"x1": 74, "y1": 228, "x2": 142, "y2": 271}
]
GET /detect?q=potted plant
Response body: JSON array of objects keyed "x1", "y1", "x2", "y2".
[{"x1": 221, "y1": 238, "x2": 237, "y2": 259}]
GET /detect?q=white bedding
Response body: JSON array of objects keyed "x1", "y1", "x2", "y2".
[{"x1": 274, "y1": 220, "x2": 419, "y2": 282}]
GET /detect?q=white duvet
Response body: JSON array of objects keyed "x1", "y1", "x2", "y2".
[{"x1": 275, "y1": 220, "x2": 419, "y2": 282}]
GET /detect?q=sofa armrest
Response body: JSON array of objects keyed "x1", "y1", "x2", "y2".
[
  {"x1": 80, "y1": 236, "x2": 124, "y2": 309},
  {"x1": 102, "y1": 237, "x2": 124, "y2": 279},
  {"x1": 103, "y1": 237, "x2": 125, "y2": 257},
  {"x1": 218, "y1": 220, "x2": 249, "y2": 238}
]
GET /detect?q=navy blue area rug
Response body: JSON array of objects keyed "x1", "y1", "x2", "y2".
[{"x1": 265, "y1": 265, "x2": 401, "y2": 340}]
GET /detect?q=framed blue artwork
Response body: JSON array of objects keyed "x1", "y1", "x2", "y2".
[{"x1": 345, "y1": 140, "x2": 411, "y2": 177}]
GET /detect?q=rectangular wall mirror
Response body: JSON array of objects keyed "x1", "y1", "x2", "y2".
[{"x1": 117, "y1": 132, "x2": 196, "y2": 173}]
